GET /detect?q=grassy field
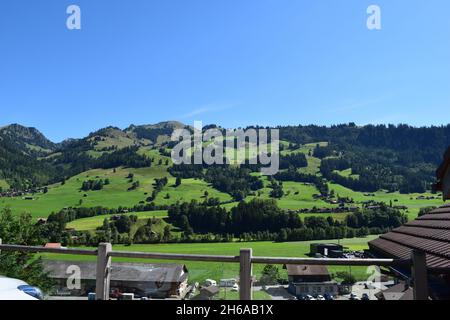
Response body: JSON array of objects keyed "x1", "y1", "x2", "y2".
[
  {"x1": 156, "y1": 177, "x2": 232, "y2": 206},
  {"x1": 0, "y1": 166, "x2": 230, "y2": 219},
  {"x1": 0, "y1": 166, "x2": 166, "y2": 218},
  {"x1": 40, "y1": 236, "x2": 377, "y2": 284},
  {"x1": 328, "y1": 183, "x2": 442, "y2": 219},
  {"x1": 0, "y1": 140, "x2": 444, "y2": 223},
  {"x1": 67, "y1": 210, "x2": 169, "y2": 231},
  {"x1": 334, "y1": 168, "x2": 360, "y2": 180}
]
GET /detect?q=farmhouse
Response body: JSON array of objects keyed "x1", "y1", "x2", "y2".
[
  {"x1": 285, "y1": 264, "x2": 339, "y2": 297},
  {"x1": 44, "y1": 261, "x2": 189, "y2": 299}
]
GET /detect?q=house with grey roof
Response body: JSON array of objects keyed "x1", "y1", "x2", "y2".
[{"x1": 44, "y1": 261, "x2": 189, "y2": 299}]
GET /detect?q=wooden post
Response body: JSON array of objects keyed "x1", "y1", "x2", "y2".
[
  {"x1": 411, "y1": 250, "x2": 428, "y2": 300},
  {"x1": 96, "y1": 243, "x2": 112, "y2": 300},
  {"x1": 239, "y1": 248, "x2": 253, "y2": 300},
  {"x1": 0, "y1": 238, "x2": 2, "y2": 254}
]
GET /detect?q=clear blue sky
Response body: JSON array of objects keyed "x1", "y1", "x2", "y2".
[{"x1": 1, "y1": 0, "x2": 449, "y2": 142}]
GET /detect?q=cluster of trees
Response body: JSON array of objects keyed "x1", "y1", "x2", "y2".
[
  {"x1": 313, "y1": 144, "x2": 334, "y2": 159},
  {"x1": 133, "y1": 218, "x2": 172, "y2": 243},
  {"x1": 81, "y1": 178, "x2": 109, "y2": 191},
  {"x1": 275, "y1": 168, "x2": 329, "y2": 196},
  {"x1": 147, "y1": 177, "x2": 168, "y2": 201},
  {"x1": 169, "y1": 165, "x2": 264, "y2": 201},
  {"x1": 204, "y1": 166, "x2": 263, "y2": 200},
  {"x1": 269, "y1": 179, "x2": 284, "y2": 198},
  {"x1": 279, "y1": 153, "x2": 308, "y2": 170},
  {"x1": 320, "y1": 152, "x2": 429, "y2": 193},
  {"x1": 94, "y1": 215, "x2": 139, "y2": 244},
  {"x1": 94, "y1": 146, "x2": 151, "y2": 169},
  {"x1": 0, "y1": 209, "x2": 54, "y2": 292},
  {"x1": 168, "y1": 199, "x2": 407, "y2": 242}
]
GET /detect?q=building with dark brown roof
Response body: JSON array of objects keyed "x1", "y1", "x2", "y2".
[
  {"x1": 368, "y1": 204, "x2": 450, "y2": 274},
  {"x1": 369, "y1": 148, "x2": 450, "y2": 299},
  {"x1": 284, "y1": 265, "x2": 339, "y2": 297}
]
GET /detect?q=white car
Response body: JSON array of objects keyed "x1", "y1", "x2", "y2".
[
  {"x1": 204, "y1": 279, "x2": 217, "y2": 287},
  {"x1": 316, "y1": 295, "x2": 325, "y2": 300},
  {"x1": 231, "y1": 284, "x2": 239, "y2": 292},
  {"x1": 0, "y1": 276, "x2": 43, "y2": 300}
]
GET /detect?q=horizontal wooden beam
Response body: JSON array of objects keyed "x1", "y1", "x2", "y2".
[
  {"x1": 0, "y1": 242, "x2": 409, "y2": 267},
  {"x1": 0, "y1": 244, "x2": 97, "y2": 256},
  {"x1": 109, "y1": 250, "x2": 240, "y2": 263},
  {"x1": 251, "y1": 256, "x2": 406, "y2": 266}
]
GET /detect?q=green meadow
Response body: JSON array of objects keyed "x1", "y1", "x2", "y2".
[
  {"x1": 328, "y1": 183, "x2": 442, "y2": 219},
  {"x1": 66, "y1": 210, "x2": 169, "y2": 231},
  {"x1": 0, "y1": 166, "x2": 230, "y2": 219},
  {"x1": 0, "y1": 140, "x2": 443, "y2": 224}
]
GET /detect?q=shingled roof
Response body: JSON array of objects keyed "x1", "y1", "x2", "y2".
[
  {"x1": 44, "y1": 261, "x2": 188, "y2": 283},
  {"x1": 369, "y1": 204, "x2": 450, "y2": 273}
]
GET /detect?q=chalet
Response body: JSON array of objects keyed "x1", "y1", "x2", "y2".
[
  {"x1": 285, "y1": 265, "x2": 339, "y2": 297},
  {"x1": 44, "y1": 261, "x2": 189, "y2": 299}
]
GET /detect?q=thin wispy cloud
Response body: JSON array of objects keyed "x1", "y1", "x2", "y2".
[
  {"x1": 328, "y1": 94, "x2": 393, "y2": 113},
  {"x1": 181, "y1": 102, "x2": 240, "y2": 119}
]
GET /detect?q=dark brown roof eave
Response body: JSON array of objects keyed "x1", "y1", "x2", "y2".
[{"x1": 436, "y1": 147, "x2": 450, "y2": 185}]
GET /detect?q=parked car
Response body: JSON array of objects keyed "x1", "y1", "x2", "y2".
[
  {"x1": 361, "y1": 293, "x2": 370, "y2": 300},
  {"x1": 0, "y1": 276, "x2": 43, "y2": 300},
  {"x1": 349, "y1": 293, "x2": 360, "y2": 300},
  {"x1": 324, "y1": 293, "x2": 334, "y2": 300},
  {"x1": 305, "y1": 295, "x2": 315, "y2": 300},
  {"x1": 315, "y1": 295, "x2": 325, "y2": 300}
]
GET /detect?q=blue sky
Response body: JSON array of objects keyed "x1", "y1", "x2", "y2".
[{"x1": 0, "y1": 0, "x2": 449, "y2": 142}]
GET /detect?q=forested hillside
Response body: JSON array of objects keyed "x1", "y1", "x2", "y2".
[
  {"x1": 1, "y1": 121, "x2": 448, "y2": 246},
  {"x1": 1, "y1": 122, "x2": 449, "y2": 193}
]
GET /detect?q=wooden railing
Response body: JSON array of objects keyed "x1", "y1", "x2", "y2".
[{"x1": 0, "y1": 239, "x2": 428, "y2": 300}]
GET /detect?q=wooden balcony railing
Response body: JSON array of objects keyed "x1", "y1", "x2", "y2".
[{"x1": 0, "y1": 238, "x2": 428, "y2": 300}]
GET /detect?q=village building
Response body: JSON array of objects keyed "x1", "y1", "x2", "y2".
[
  {"x1": 375, "y1": 282, "x2": 414, "y2": 300},
  {"x1": 192, "y1": 285, "x2": 220, "y2": 300},
  {"x1": 44, "y1": 261, "x2": 189, "y2": 299},
  {"x1": 285, "y1": 264, "x2": 339, "y2": 297}
]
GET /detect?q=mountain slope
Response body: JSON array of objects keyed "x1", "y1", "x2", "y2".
[{"x1": 0, "y1": 124, "x2": 56, "y2": 156}]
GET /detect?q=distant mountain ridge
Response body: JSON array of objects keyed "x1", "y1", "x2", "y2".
[{"x1": 0, "y1": 124, "x2": 57, "y2": 156}]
